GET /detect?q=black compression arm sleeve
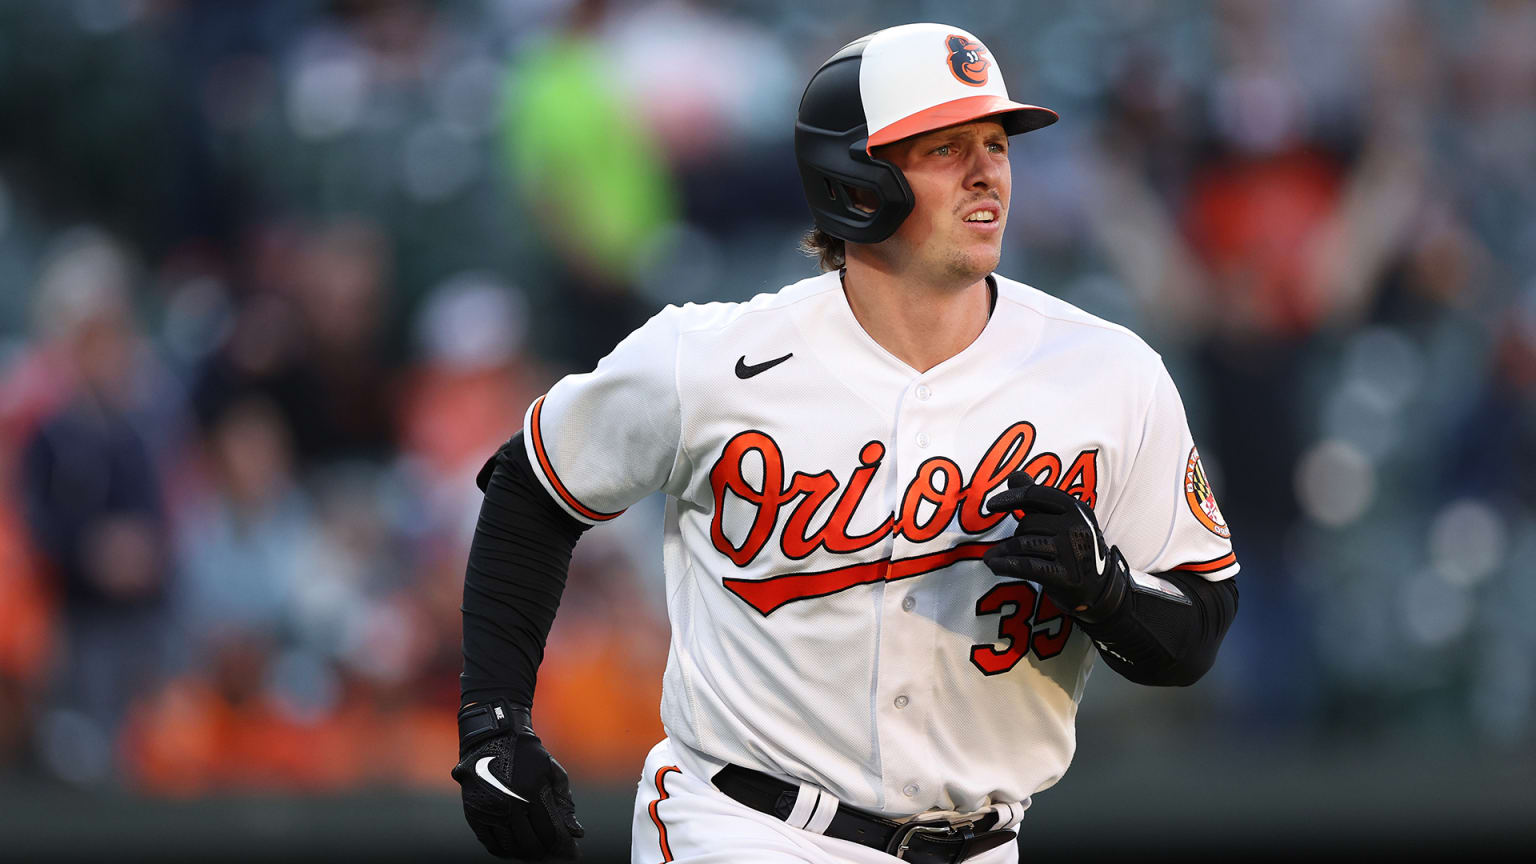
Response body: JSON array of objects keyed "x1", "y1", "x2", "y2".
[
  {"x1": 1078, "y1": 570, "x2": 1238, "y2": 687},
  {"x1": 460, "y1": 432, "x2": 590, "y2": 708}
]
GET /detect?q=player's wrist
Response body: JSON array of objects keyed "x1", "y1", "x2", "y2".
[
  {"x1": 1074, "y1": 546, "x2": 1130, "y2": 624},
  {"x1": 457, "y1": 699, "x2": 533, "y2": 756}
]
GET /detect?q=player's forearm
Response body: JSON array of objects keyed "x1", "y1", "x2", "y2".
[
  {"x1": 1078, "y1": 571, "x2": 1237, "y2": 687},
  {"x1": 461, "y1": 433, "x2": 589, "y2": 708}
]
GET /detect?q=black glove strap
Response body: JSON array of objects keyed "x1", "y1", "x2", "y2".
[
  {"x1": 1075, "y1": 547, "x2": 1131, "y2": 624},
  {"x1": 457, "y1": 700, "x2": 530, "y2": 755}
]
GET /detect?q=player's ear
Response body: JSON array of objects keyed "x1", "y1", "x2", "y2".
[{"x1": 846, "y1": 185, "x2": 879, "y2": 213}]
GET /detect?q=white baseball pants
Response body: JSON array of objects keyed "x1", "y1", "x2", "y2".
[{"x1": 630, "y1": 738, "x2": 1020, "y2": 864}]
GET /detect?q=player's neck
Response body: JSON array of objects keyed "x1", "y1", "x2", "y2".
[{"x1": 839, "y1": 263, "x2": 993, "y2": 373}]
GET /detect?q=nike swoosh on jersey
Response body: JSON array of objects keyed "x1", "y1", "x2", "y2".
[
  {"x1": 475, "y1": 756, "x2": 528, "y2": 802},
  {"x1": 735, "y1": 353, "x2": 793, "y2": 379}
]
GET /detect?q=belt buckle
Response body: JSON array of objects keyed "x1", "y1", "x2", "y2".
[{"x1": 887, "y1": 818, "x2": 975, "y2": 861}]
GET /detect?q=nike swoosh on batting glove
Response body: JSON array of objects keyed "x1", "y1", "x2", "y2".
[
  {"x1": 982, "y1": 470, "x2": 1130, "y2": 623},
  {"x1": 451, "y1": 702, "x2": 584, "y2": 861}
]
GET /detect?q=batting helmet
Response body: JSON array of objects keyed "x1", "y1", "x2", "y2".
[{"x1": 794, "y1": 23, "x2": 1058, "y2": 244}]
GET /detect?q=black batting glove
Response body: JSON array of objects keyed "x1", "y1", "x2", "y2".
[
  {"x1": 451, "y1": 702, "x2": 584, "y2": 861},
  {"x1": 983, "y1": 470, "x2": 1130, "y2": 623}
]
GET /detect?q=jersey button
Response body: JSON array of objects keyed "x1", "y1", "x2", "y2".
[
  {"x1": 902, "y1": 784, "x2": 919, "y2": 798},
  {"x1": 901, "y1": 596, "x2": 915, "y2": 612},
  {"x1": 894, "y1": 695, "x2": 909, "y2": 709},
  {"x1": 915, "y1": 384, "x2": 931, "y2": 401},
  {"x1": 915, "y1": 432, "x2": 930, "y2": 448}
]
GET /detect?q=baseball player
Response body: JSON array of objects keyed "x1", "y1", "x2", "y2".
[{"x1": 452, "y1": 23, "x2": 1238, "y2": 864}]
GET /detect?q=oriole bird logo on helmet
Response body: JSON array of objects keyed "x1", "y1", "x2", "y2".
[{"x1": 946, "y1": 34, "x2": 989, "y2": 86}]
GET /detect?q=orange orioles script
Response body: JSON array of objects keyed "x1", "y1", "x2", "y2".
[{"x1": 709, "y1": 422, "x2": 1099, "y2": 615}]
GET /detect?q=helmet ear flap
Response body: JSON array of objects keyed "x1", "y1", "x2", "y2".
[
  {"x1": 794, "y1": 121, "x2": 914, "y2": 245},
  {"x1": 794, "y1": 42, "x2": 915, "y2": 245},
  {"x1": 840, "y1": 137, "x2": 915, "y2": 241}
]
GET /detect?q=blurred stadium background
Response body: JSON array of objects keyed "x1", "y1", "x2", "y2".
[{"x1": 0, "y1": 0, "x2": 1533, "y2": 860}]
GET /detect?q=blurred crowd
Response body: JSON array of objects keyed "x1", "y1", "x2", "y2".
[{"x1": 0, "y1": 0, "x2": 1533, "y2": 796}]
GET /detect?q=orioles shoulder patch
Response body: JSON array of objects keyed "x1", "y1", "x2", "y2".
[{"x1": 1184, "y1": 447, "x2": 1230, "y2": 538}]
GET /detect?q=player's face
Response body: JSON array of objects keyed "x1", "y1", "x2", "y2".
[{"x1": 874, "y1": 119, "x2": 1010, "y2": 285}]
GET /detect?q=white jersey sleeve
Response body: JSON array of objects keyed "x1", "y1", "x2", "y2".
[
  {"x1": 1101, "y1": 360, "x2": 1238, "y2": 582},
  {"x1": 522, "y1": 306, "x2": 686, "y2": 525}
]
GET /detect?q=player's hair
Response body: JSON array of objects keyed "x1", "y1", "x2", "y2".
[{"x1": 799, "y1": 227, "x2": 846, "y2": 272}]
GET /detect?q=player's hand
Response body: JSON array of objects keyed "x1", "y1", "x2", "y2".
[
  {"x1": 983, "y1": 471, "x2": 1130, "y2": 623},
  {"x1": 451, "y1": 703, "x2": 584, "y2": 861}
]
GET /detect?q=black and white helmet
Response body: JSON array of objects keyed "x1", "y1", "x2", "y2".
[{"x1": 794, "y1": 23, "x2": 1058, "y2": 244}]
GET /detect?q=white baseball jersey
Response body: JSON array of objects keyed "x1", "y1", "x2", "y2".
[{"x1": 523, "y1": 270, "x2": 1237, "y2": 819}]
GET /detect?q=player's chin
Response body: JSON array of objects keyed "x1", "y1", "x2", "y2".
[
  {"x1": 949, "y1": 244, "x2": 1001, "y2": 281},
  {"x1": 940, "y1": 260, "x2": 997, "y2": 288}
]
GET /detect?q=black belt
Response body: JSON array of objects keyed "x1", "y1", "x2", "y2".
[{"x1": 711, "y1": 764, "x2": 1016, "y2": 863}]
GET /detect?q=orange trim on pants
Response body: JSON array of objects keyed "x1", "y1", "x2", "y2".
[{"x1": 648, "y1": 765, "x2": 681, "y2": 863}]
